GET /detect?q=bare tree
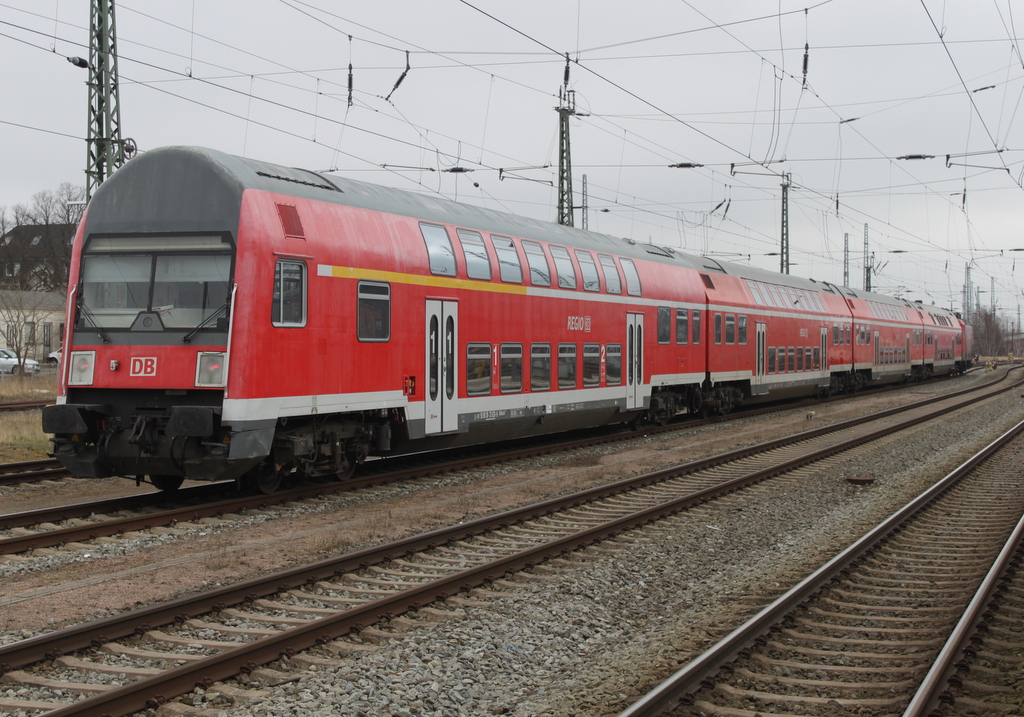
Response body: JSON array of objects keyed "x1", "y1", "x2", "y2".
[
  {"x1": 0, "y1": 184, "x2": 84, "y2": 292},
  {"x1": 0, "y1": 289, "x2": 59, "y2": 371}
]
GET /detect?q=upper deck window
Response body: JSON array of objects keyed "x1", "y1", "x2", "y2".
[
  {"x1": 490, "y1": 235, "x2": 523, "y2": 284},
  {"x1": 419, "y1": 223, "x2": 457, "y2": 277},
  {"x1": 456, "y1": 229, "x2": 491, "y2": 280},
  {"x1": 598, "y1": 255, "x2": 622, "y2": 294},
  {"x1": 619, "y1": 258, "x2": 642, "y2": 296},
  {"x1": 550, "y1": 245, "x2": 577, "y2": 289},
  {"x1": 575, "y1": 250, "x2": 601, "y2": 292},
  {"x1": 522, "y1": 240, "x2": 552, "y2": 287},
  {"x1": 79, "y1": 234, "x2": 233, "y2": 332}
]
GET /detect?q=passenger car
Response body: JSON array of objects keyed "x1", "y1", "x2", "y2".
[
  {"x1": 0, "y1": 348, "x2": 41, "y2": 375},
  {"x1": 42, "y1": 146, "x2": 972, "y2": 493}
]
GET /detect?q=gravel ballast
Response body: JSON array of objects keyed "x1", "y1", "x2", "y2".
[{"x1": 146, "y1": 383, "x2": 1024, "y2": 717}]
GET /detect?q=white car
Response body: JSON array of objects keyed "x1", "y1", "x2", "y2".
[
  {"x1": 0, "y1": 348, "x2": 41, "y2": 375},
  {"x1": 48, "y1": 349, "x2": 62, "y2": 365}
]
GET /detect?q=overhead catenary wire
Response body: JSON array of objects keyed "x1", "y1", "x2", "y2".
[{"x1": 1, "y1": 1, "x2": 1021, "y2": 309}]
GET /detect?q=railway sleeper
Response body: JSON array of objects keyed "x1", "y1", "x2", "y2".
[{"x1": 732, "y1": 666, "x2": 915, "y2": 693}]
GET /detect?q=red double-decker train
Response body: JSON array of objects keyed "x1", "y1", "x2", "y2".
[{"x1": 42, "y1": 147, "x2": 972, "y2": 492}]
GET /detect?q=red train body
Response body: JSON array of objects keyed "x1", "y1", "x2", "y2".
[{"x1": 42, "y1": 147, "x2": 973, "y2": 491}]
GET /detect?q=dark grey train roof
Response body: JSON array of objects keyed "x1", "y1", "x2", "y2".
[
  {"x1": 85, "y1": 146, "x2": 705, "y2": 272},
  {"x1": 86, "y1": 146, "x2": 955, "y2": 317}
]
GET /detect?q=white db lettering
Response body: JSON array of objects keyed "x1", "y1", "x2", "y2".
[{"x1": 130, "y1": 357, "x2": 157, "y2": 376}]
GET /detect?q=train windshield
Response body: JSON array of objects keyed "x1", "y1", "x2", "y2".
[{"x1": 79, "y1": 235, "x2": 233, "y2": 331}]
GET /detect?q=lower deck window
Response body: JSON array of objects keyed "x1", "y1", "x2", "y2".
[
  {"x1": 787, "y1": 347, "x2": 795, "y2": 372},
  {"x1": 558, "y1": 343, "x2": 577, "y2": 389},
  {"x1": 467, "y1": 344, "x2": 491, "y2": 396},
  {"x1": 768, "y1": 347, "x2": 777, "y2": 373},
  {"x1": 658, "y1": 307, "x2": 671, "y2": 344},
  {"x1": 675, "y1": 309, "x2": 689, "y2": 345},
  {"x1": 796, "y1": 347, "x2": 804, "y2": 371},
  {"x1": 501, "y1": 343, "x2": 523, "y2": 393},
  {"x1": 583, "y1": 344, "x2": 601, "y2": 387},
  {"x1": 606, "y1": 344, "x2": 622, "y2": 385},
  {"x1": 531, "y1": 344, "x2": 551, "y2": 391}
]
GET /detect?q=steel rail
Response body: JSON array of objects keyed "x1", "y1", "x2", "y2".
[
  {"x1": 3, "y1": 367, "x2": 1017, "y2": 556},
  {"x1": 29, "y1": 405, "x2": 1020, "y2": 717},
  {"x1": 0, "y1": 459, "x2": 68, "y2": 486},
  {"x1": 1, "y1": 374, "x2": 1018, "y2": 715},
  {"x1": 2, "y1": 368, "x2": 1019, "y2": 657},
  {"x1": 901, "y1": 498, "x2": 1024, "y2": 716},
  {"x1": 617, "y1": 417, "x2": 1024, "y2": 717},
  {"x1": 0, "y1": 399, "x2": 50, "y2": 413}
]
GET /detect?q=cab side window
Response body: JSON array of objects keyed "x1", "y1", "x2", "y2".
[{"x1": 272, "y1": 259, "x2": 306, "y2": 327}]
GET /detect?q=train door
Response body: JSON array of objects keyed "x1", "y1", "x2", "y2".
[
  {"x1": 425, "y1": 300, "x2": 459, "y2": 434},
  {"x1": 820, "y1": 327, "x2": 828, "y2": 370},
  {"x1": 626, "y1": 313, "x2": 644, "y2": 410},
  {"x1": 905, "y1": 333, "x2": 911, "y2": 367},
  {"x1": 753, "y1": 322, "x2": 766, "y2": 391}
]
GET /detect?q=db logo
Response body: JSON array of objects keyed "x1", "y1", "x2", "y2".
[{"x1": 130, "y1": 357, "x2": 158, "y2": 376}]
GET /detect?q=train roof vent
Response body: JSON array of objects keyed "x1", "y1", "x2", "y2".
[
  {"x1": 700, "y1": 273, "x2": 716, "y2": 290},
  {"x1": 257, "y1": 170, "x2": 341, "y2": 192},
  {"x1": 642, "y1": 244, "x2": 673, "y2": 258},
  {"x1": 276, "y1": 203, "x2": 305, "y2": 239}
]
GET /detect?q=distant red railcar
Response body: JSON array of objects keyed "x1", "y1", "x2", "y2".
[{"x1": 42, "y1": 147, "x2": 973, "y2": 492}]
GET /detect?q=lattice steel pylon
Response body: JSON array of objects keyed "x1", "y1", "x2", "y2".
[
  {"x1": 83, "y1": 0, "x2": 135, "y2": 201},
  {"x1": 779, "y1": 173, "x2": 791, "y2": 274},
  {"x1": 556, "y1": 83, "x2": 576, "y2": 227}
]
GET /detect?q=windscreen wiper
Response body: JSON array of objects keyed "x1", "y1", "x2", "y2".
[
  {"x1": 76, "y1": 299, "x2": 110, "y2": 344},
  {"x1": 182, "y1": 300, "x2": 230, "y2": 343}
]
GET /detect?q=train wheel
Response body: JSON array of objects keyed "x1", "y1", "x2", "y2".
[
  {"x1": 150, "y1": 475, "x2": 184, "y2": 492},
  {"x1": 336, "y1": 455, "x2": 358, "y2": 481},
  {"x1": 244, "y1": 463, "x2": 282, "y2": 494}
]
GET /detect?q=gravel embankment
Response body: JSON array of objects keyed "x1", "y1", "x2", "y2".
[{"x1": 157, "y1": 383, "x2": 1024, "y2": 717}]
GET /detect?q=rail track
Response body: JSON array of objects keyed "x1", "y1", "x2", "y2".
[
  {"x1": 0, "y1": 370, "x2": 1010, "y2": 559},
  {"x1": 0, "y1": 368, "x2": 972, "y2": 491},
  {"x1": 0, "y1": 459, "x2": 67, "y2": 487},
  {"x1": 0, "y1": 399, "x2": 50, "y2": 414},
  {"x1": 618, "y1": 418, "x2": 1024, "y2": 717},
  {"x1": 0, "y1": 371, "x2": 1018, "y2": 715}
]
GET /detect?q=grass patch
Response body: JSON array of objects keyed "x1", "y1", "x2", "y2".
[
  {"x1": 0, "y1": 410, "x2": 52, "y2": 462},
  {"x1": 0, "y1": 371, "x2": 58, "y2": 402}
]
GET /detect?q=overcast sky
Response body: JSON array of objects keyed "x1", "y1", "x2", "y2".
[{"x1": 2, "y1": 1, "x2": 1023, "y2": 322}]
